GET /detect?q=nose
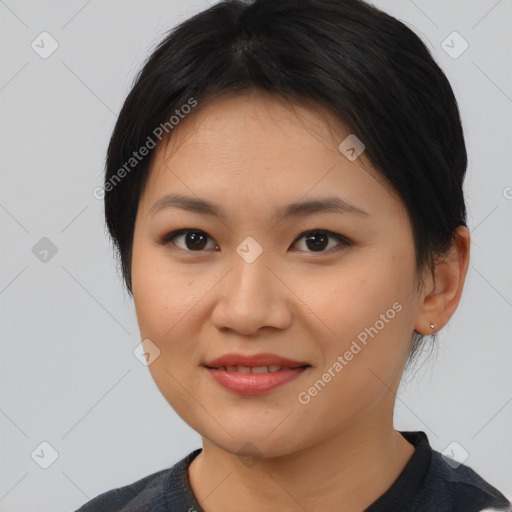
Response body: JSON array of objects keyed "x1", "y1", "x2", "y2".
[{"x1": 211, "y1": 250, "x2": 293, "y2": 336}]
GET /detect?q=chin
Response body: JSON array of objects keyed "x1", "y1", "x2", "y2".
[
  {"x1": 214, "y1": 437, "x2": 296, "y2": 461},
  {"x1": 195, "y1": 421, "x2": 309, "y2": 460}
]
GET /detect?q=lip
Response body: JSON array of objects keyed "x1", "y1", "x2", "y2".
[
  {"x1": 205, "y1": 366, "x2": 310, "y2": 395},
  {"x1": 203, "y1": 353, "x2": 309, "y2": 369},
  {"x1": 202, "y1": 352, "x2": 311, "y2": 395}
]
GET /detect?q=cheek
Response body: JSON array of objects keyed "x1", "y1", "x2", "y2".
[
  {"x1": 131, "y1": 247, "x2": 205, "y2": 413},
  {"x1": 295, "y1": 268, "x2": 414, "y2": 422},
  {"x1": 132, "y1": 245, "x2": 199, "y2": 340},
  {"x1": 313, "y1": 253, "x2": 415, "y2": 369}
]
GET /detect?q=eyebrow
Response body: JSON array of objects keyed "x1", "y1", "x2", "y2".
[{"x1": 148, "y1": 193, "x2": 370, "y2": 220}]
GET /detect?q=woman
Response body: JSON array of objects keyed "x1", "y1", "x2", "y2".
[{"x1": 76, "y1": 0, "x2": 511, "y2": 510}]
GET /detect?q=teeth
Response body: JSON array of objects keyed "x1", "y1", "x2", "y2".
[
  {"x1": 251, "y1": 366, "x2": 269, "y2": 374},
  {"x1": 215, "y1": 365, "x2": 286, "y2": 373}
]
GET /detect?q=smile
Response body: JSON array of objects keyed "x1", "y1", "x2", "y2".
[{"x1": 204, "y1": 365, "x2": 311, "y2": 394}]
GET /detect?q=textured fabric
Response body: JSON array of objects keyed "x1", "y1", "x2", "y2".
[{"x1": 74, "y1": 431, "x2": 511, "y2": 512}]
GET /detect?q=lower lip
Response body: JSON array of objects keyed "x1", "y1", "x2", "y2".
[{"x1": 205, "y1": 367, "x2": 309, "y2": 395}]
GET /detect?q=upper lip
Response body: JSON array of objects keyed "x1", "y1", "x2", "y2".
[{"x1": 203, "y1": 353, "x2": 310, "y2": 368}]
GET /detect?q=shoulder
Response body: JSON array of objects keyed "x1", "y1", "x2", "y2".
[
  {"x1": 73, "y1": 448, "x2": 202, "y2": 512},
  {"x1": 74, "y1": 467, "x2": 171, "y2": 512},
  {"x1": 422, "y1": 449, "x2": 511, "y2": 512}
]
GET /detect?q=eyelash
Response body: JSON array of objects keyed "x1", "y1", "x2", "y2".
[{"x1": 157, "y1": 228, "x2": 351, "y2": 254}]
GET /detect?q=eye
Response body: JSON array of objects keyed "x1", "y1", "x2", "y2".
[
  {"x1": 157, "y1": 229, "x2": 218, "y2": 252},
  {"x1": 291, "y1": 229, "x2": 350, "y2": 253},
  {"x1": 157, "y1": 228, "x2": 350, "y2": 254}
]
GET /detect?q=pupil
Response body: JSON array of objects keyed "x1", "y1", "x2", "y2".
[
  {"x1": 305, "y1": 231, "x2": 328, "y2": 251},
  {"x1": 186, "y1": 231, "x2": 207, "y2": 250},
  {"x1": 183, "y1": 231, "x2": 329, "y2": 251}
]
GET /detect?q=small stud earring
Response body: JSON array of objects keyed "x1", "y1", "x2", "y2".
[{"x1": 430, "y1": 322, "x2": 435, "y2": 330}]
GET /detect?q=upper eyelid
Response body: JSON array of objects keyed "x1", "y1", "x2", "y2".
[
  {"x1": 159, "y1": 228, "x2": 349, "y2": 250},
  {"x1": 292, "y1": 229, "x2": 349, "y2": 243}
]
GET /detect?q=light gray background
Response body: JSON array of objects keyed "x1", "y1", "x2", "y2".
[{"x1": 1, "y1": 1, "x2": 511, "y2": 511}]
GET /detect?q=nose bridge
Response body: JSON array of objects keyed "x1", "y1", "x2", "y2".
[
  {"x1": 228, "y1": 245, "x2": 274, "y2": 309},
  {"x1": 230, "y1": 245, "x2": 272, "y2": 302},
  {"x1": 212, "y1": 243, "x2": 291, "y2": 334}
]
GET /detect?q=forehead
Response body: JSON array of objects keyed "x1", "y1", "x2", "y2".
[
  {"x1": 161, "y1": 92, "x2": 345, "y2": 164},
  {"x1": 139, "y1": 91, "x2": 401, "y2": 219}
]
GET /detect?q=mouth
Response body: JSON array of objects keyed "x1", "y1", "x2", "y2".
[
  {"x1": 203, "y1": 364, "x2": 312, "y2": 395},
  {"x1": 204, "y1": 364, "x2": 310, "y2": 373},
  {"x1": 203, "y1": 352, "x2": 311, "y2": 370}
]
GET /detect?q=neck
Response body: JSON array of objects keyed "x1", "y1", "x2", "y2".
[{"x1": 188, "y1": 404, "x2": 415, "y2": 512}]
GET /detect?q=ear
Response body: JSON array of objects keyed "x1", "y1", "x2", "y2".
[{"x1": 414, "y1": 226, "x2": 470, "y2": 335}]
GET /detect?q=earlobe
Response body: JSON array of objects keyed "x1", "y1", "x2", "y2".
[{"x1": 414, "y1": 226, "x2": 470, "y2": 335}]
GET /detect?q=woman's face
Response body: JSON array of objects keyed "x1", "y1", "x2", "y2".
[{"x1": 131, "y1": 91, "x2": 426, "y2": 457}]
